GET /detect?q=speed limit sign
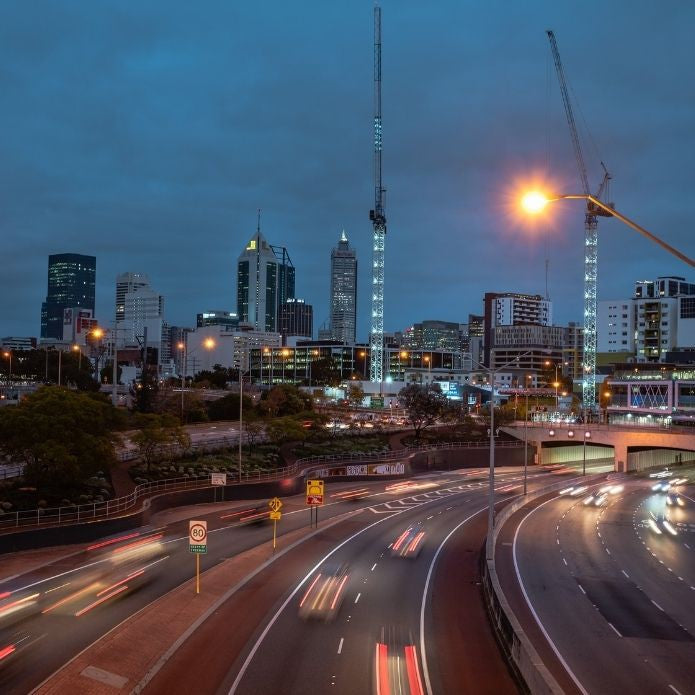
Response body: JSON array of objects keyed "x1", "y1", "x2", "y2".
[{"x1": 189, "y1": 520, "x2": 207, "y2": 554}]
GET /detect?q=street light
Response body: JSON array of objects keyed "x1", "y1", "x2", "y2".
[
  {"x1": 2, "y1": 351, "x2": 11, "y2": 384},
  {"x1": 423, "y1": 354, "x2": 431, "y2": 383},
  {"x1": 72, "y1": 343, "x2": 82, "y2": 370},
  {"x1": 583, "y1": 431, "x2": 591, "y2": 475},
  {"x1": 281, "y1": 348, "x2": 290, "y2": 382},
  {"x1": 521, "y1": 191, "x2": 694, "y2": 267},
  {"x1": 308, "y1": 349, "x2": 319, "y2": 387},
  {"x1": 473, "y1": 349, "x2": 535, "y2": 561}
]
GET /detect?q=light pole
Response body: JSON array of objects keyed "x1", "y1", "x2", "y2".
[
  {"x1": 72, "y1": 343, "x2": 82, "y2": 371},
  {"x1": 239, "y1": 367, "x2": 245, "y2": 483},
  {"x1": 472, "y1": 350, "x2": 534, "y2": 561},
  {"x1": 177, "y1": 341, "x2": 187, "y2": 422},
  {"x1": 423, "y1": 354, "x2": 431, "y2": 384},
  {"x1": 2, "y1": 351, "x2": 11, "y2": 384},
  {"x1": 308, "y1": 349, "x2": 319, "y2": 387},
  {"x1": 281, "y1": 348, "x2": 290, "y2": 382},
  {"x1": 583, "y1": 430, "x2": 591, "y2": 475}
]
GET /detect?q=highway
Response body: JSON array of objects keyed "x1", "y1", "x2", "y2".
[
  {"x1": 499, "y1": 468, "x2": 695, "y2": 695},
  {"x1": 0, "y1": 465, "x2": 568, "y2": 694}
]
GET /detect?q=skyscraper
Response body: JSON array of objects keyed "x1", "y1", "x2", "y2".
[
  {"x1": 329, "y1": 230, "x2": 357, "y2": 344},
  {"x1": 279, "y1": 298, "x2": 313, "y2": 340},
  {"x1": 40, "y1": 253, "x2": 96, "y2": 340},
  {"x1": 237, "y1": 228, "x2": 295, "y2": 332},
  {"x1": 116, "y1": 272, "x2": 150, "y2": 323}
]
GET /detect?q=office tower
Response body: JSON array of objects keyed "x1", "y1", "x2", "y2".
[
  {"x1": 122, "y1": 286, "x2": 165, "y2": 348},
  {"x1": 116, "y1": 272, "x2": 150, "y2": 323},
  {"x1": 237, "y1": 228, "x2": 295, "y2": 332},
  {"x1": 197, "y1": 311, "x2": 239, "y2": 329},
  {"x1": 40, "y1": 253, "x2": 96, "y2": 340},
  {"x1": 279, "y1": 298, "x2": 313, "y2": 340},
  {"x1": 482, "y1": 293, "x2": 551, "y2": 366},
  {"x1": 402, "y1": 320, "x2": 461, "y2": 352},
  {"x1": 329, "y1": 230, "x2": 357, "y2": 344}
]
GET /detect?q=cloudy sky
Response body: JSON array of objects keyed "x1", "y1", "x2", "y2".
[{"x1": 2, "y1": 1, "x2": 693, "y2": 340}]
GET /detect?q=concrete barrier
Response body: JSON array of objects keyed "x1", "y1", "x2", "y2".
[{"x1": 482, "y1": 473, "x2": 606, "y2": 694}]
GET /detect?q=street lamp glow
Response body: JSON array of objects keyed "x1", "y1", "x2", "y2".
[
  {"x1": 521, "y1": 191, "x2": 549, "y2": 214},
  {"x1": 203, "y1": 338, "x2": 215, "y2": 350}
]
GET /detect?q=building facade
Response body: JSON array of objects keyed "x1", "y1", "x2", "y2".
[
  {"x1": 482, "y1": 292, "x2": 551, "y2": 366},
  {"x1": 279, "y1": 298, "x2": 313, "y2": 340},
  {"x1": 116, "y1": 272, "x2": 150, "y2": 323},
  {"x1": 401, "y1": 320, "x2": 462, "y2": 352},
  {"x1": 41, "y1": 253, "x2": 96, "y2": 340},
  {"x1": 329, "y1": 230, "x2": 357, "y2": 343},
  {"x1": 197, "y1": 310, "x2": 239, "y2": 329},
  {"x1": 237, "y1": 230, "x2": 295, "y2": 332}
]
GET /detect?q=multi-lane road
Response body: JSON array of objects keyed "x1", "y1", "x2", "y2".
[
  {"x1": 499, "y1": 469, "x2": 695, "y2": 695},
  {"x1": 0, "y1": 466, "x2": 558, "y2": 695}
]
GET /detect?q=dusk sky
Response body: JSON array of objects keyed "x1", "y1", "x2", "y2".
[{"x1": 2, "y1": 1, "x2": 693, "y2": 340}]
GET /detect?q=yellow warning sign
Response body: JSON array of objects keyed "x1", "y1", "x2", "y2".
[
  {"x1": 306, "y1": 479, "x2": 324, "y2": 506},
  {"x1": 268, "y1": 497, "x2": 283, "y2": 513},
  {"x1": 269, "y1": 511, "x2": 282, "y2": 521}
]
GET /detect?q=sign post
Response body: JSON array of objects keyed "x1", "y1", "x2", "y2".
[
  {"x1": 268, "y1": 497, "x2": 283, "y2": 551},
  {"x1": 306, "y1": 479, "x2": 324, "y2": 527},
  {"x1": 189, "y1": 520, "x2": 207, "y2": 594},
  {"x1": 211, "y1": 472, "x2": 227, "y2": 503}
]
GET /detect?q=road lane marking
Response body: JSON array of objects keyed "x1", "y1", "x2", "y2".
[
  {"x1": 419, "y1": 505, "x2": 488, "y2": 695},
  {"x1": 562, "y1": 558, "x2": 568, "y2": 566},
  {"x1": 622, "y1": 570, "x2": 629, "y2": 578},
  {"x1": 578, "y1": 583, "x2": 586, "y2": 595},
  {"x1": 651, "y1": 600, "x2": 664, "y2": 611},
  {"x1": 607, "y1": 622, "x2": 622, "y2": 638},
  {"x1": 513, "y1": 496, "x2": 590, "y2": 695},
  {"x1": 354, "y1": 593, "x2": 361, "y2": 604},
  {"x1": 371, "y1": 563, "x2": 377, "y2": 571},
  {"x1": 669, "y1": 685, "x2": 684, "y2": 695},
  {"x1": 337, "y1": 638, "x2": 344, "y2": 654}
]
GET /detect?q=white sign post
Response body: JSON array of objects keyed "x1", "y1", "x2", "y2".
[{"x1": 189, "y1": 520, "x2": 207, "y2": 594}]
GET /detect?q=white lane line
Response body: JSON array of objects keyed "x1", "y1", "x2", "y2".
[
  {"x1": 578, "y1": 583, "x2": 586, "y2": 595},
  {"x1": 607, "y1": 622, "x2": 622, "y2": 638},
  {"x1": 652, "y1": 599, "x2": 664, "y2": 612},
  {"x1": 513, "y1": 497, "x2": 590, "y2": 695},
  {"x1": 354, "y1": 593, "x2": 361, "y2": 604},
  {"x1": 606, "y1": 548, "x2": 611, "y2": 555},
  {"x1": 669, "y1": 685, "x2": 684, "y2": 695},
  {"x1": 685, "y1": 544, "x2": 691, "y2": 550},
  {"x1": 562, "y1": 558, "x2": 568, "y2": 566},
  {"x1": 427, "y1": 516, "x2": 434, "y2": 520},
  {"x1": 420, "y1": 505, "x2": 487, "y2": 695},
  {"x1": 371, "y1": 563, "x2": 377, "y2": 572},
  {"x1": 337, "y1": 637, "x2": 344, "y2": 654},
  {"x1": 622, "y1": 570, "x2": 630, "y2": 579}
]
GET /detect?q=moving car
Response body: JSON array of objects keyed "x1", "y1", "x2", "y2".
[
  {"x1": 298, "y1": 564, "x2": 350, "y2": 621},
  {"x1": 391, "y1": 526, "x2": 426, "y2": 558}
]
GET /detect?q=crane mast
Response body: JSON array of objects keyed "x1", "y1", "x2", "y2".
[
  {"x1": 369, "y1": 5, "x2": 386, "y2": 384},
  {"x1": 547, "y1": 30, "x2": 612, "y2": 413}
]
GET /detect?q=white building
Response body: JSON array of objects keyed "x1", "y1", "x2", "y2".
[
  {"x1": 186, "y1": 325, "x2": 282, "y2": 375},
  {"x1": 597, "y1": 300, "x2": 634, "y2": 354},
  {"x1": 115, "y1": 272, "x2": 150, "y2": 324}
]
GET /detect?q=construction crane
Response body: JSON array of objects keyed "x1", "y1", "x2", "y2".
[
  {"x1": 547, "y1": 29, "x2": 613, "y2": 413},
  {"x1": 369, "y1": 4, "x2": 386, "y2": 384}
]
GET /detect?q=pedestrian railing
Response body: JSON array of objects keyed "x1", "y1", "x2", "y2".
[{"x1": 0, "y1": 439, "x2": 522, "y2": 532}]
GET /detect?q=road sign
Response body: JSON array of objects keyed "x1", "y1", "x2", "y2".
[
  {"x1": 306, "y1": 479, "x2": 324, "y2": 506},
  {"x1": 268, "y1": 497, "x2": 283, "y2": 513},
  {"x1": 211, "y1": 472, "x2": 227, "y2": 486},
  {"x1": 189, "y1": 520, "x2": 207, "y2": 554},
  {"x1": 269, "y1": 510, "x2": 282, "y2": 521}
]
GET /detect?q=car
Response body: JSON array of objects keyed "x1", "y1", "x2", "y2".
[
  {"x1": 583, "y1": 492, "x2": 608, "y2": 507},
  {"x1": 298, "y1": 564, "x2": 350, "y2": 621},
  {"x1": 391, "y1": 526, "x2": 426, "y2": 558},
  {"x1": 666, "y1": 493, "x2": 685, "y2": 507},
  {"x1": 374, "y1": 627, "x2": 425, "y2": 695},
  {"x1": 651, "y1": 481, "x2": 671, "y2": 493}
]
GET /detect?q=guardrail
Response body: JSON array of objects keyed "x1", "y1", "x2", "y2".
[
  {"x1": 0, "y1": 438, "x2": 524, "y2": 532},
  {"x1": 515, "y1": 419, "x2": 693, "y2": 434},
  {"x1": 0, "y1": 465, "x2": 24, "y2": 481}
]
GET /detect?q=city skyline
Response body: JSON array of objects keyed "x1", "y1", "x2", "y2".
[{"x1": 2, "y1": 1, "x2": 694, "y2": 339}]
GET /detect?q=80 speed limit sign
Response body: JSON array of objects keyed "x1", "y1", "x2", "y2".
[{"x1": 189, "y1": 520, "x2": 207, "y2": 554}]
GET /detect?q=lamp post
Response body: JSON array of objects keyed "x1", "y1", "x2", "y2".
[
  {"x1": 423, "y1": 354, "x2": 431, "y2": 384},
  {"x1": 359, "y1": 350, "x2": 367, "y2": 379},
  {"x1": 308, "y1": 349, "x2": 319, "y2": 387},
  {"x1": 2, "y1": 351, "x2": 11, "y2": 384},
  {"x1": 602, "y1": 390, "x2": 611, "y2": 424},
  {"x1": 239, "y1": 367, "x2": 245, "y2": 483},
  {"x1": 281, "y1": 348, "x2": 290, "y2": 382},
  {"x1": 472, "y1": 350, "x2": 534, "y2": 561},
  {"x1": 583, "y1": 431, "x2": 591, "y2": 475},
  {"x1": 72, "y1": 343, "x2": 82, "y2": 371},
  {"x1": 177, "y1": 341, "x2": 187, "y2": 421}
]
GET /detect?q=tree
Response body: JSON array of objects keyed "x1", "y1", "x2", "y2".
[
  {"x1": 131, "y1": 367, "x2": 159, "y2": 414},
  {"x1": 207, "y1": 393, "x2": 254, "y2": 421},
  {"x1": 192, "y1": 364, "x2": 237, "y2": 389},
  {"x1": 0, "y1": 386, "x2": 123, "y2": 487},
  {"x1": 259, "y1": 384, "x2": 312, "y2": 417},
  {"x1": 130, "y1": 414, "x2": 191, "y2": 471},
  {"x1": 244, "y1": 419, "x2": 265, "y2": 451},
  {"x1": 347, "y1": 383, "x2": 366, "y2": 408},
  {"x1": 265, "y1": 417, "x2": 308, "y2": 446},
  {"x1": 398, "y1": 384, "x2": 449, "y2": 441}
]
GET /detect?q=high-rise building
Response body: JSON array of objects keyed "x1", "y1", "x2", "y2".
[
  {"x1": 598, "y1": 276, "x2": 695, "y2": 363},
  {"x1": 116, "y1": 273, "x2": 150, "y2": 323},
  {"x1": 482, "y1": 293, "x2": 551, "y2": 366},
  {"x1": 121, "y1": 287, "x2": 165, "y2": 349},
  {"x1": 279, "y1": 298, "x2": 313, "y2": 340},
  {"x1": 402, "y1": 320, "x2": 461, "y2": 352},
  {"x1": 197, "y1": 310, "x2": 239, "y2": 329},
  {"x1": 329, "y1": 230, "x2": 357, "y2": 344},
  {"x1": 40, "y1": 253, "x2": 96, "y2": 340},
  {"x1": 237, "y1": 229, "x2": 295, "y2": 332}
]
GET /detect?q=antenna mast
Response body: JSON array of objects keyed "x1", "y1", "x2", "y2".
[{"x1": 369, "y1": 4, "x2": 386, "y2": 384}]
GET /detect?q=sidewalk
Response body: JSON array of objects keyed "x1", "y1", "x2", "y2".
[{"x1": 35, "y1": 509, "x2": 363, "y2": 695}]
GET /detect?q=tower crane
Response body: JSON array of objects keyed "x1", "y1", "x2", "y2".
[
  {"x1": 369, "y1": 5, "x2": 386, "y2": 384},
  {"x1": 547, "y1": 29, "x2": 613, "y2": 412}
]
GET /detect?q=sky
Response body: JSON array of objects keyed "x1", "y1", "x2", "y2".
[{"x1": 2, "y1": 0, "x2": 694, "y2": 341}]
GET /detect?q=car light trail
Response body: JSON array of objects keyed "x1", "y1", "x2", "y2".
[
  {"x1": 86, "y1": 532, "x2": 141, "y2": 551},
  {"x1": 404, "y1": 645, "x2": 425, "y2": 695},
  {"x1": 75, "y1": 585, "x2": 129, "y2": 617}
]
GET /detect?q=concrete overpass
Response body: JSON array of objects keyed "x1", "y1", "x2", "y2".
[{"x1": 501, "y1": 421, "x2": 695, "y2": 472}]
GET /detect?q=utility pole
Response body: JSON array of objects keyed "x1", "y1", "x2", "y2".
[{"x1": 369, "y1": 4, "x2": 386, "y2": 387}]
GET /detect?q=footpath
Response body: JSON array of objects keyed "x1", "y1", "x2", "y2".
[{"x1": 34, "y1": 509, "x2": 364, "y2": 695}]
